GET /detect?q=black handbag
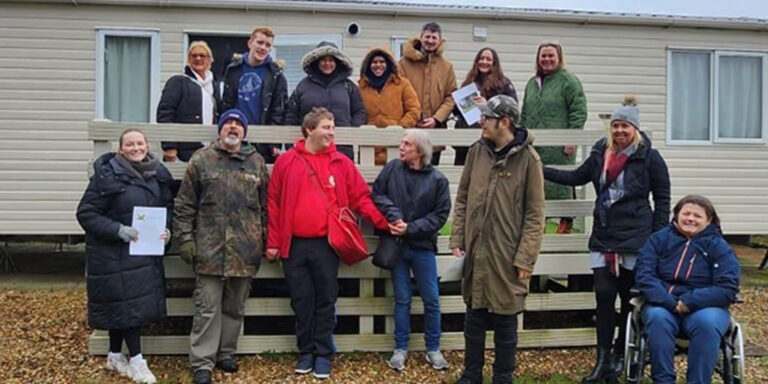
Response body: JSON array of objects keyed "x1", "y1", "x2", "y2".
[{"x1": 372, "y1": 235, "x2": 404, "y2": 270}]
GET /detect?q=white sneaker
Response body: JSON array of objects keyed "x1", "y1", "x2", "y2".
[
  {"x1": 128, "y1": 355, "x2": 157, "y2": 384},
  {"x1": 105, "y1": 352, "x2": 131, "y2": 377},
  {"x1": 387, "y1": 349, "x2": 408, "y2": 371},
  {"x1": 426, "y1": 350, "x2": 449, "y2": 370}
]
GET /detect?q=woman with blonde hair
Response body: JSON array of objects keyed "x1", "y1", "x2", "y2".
[
  {"x1": 543, "y1": 95, "x2": 670, "y2": 383},
  {"x1": 157, "y1": 41, "x2": 221, "y2": 163}
]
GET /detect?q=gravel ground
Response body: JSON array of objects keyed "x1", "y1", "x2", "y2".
[{"x1": 1, "y1": 287, "x2": 766, "y2": 384}]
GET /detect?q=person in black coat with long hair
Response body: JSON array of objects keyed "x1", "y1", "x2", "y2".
[
  {"x1": 77, "y1": 128, "x2": 174, "y2": 384},
  {"x1": 543, "y1": 96, "x2": 670, "y2": 384},
  {"x1": 453, "y1": 47, "x2": 517, "y2": 166}
]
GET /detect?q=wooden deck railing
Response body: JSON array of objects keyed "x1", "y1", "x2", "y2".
[{"x1": 87, "y1": 120, "x2": 606, "y2": 355}]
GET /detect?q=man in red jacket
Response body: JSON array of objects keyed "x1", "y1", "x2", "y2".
[{"x1": 266, "y1": 107, "x2": 389, "y2": 380}]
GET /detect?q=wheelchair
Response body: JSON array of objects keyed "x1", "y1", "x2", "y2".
[{"x1": 623, "y1": 290, "x2": 745, "y2": 384}]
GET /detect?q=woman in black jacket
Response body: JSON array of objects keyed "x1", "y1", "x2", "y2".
[
  {"x1": 77, "y1": 128, "x2": 174, "y2": 384},
  {"x1": 285, "y1": 41, "x2": 366, "y2": 161},
  {"x1": 453, "y1": 47, "x2": 517, "y2": 165},
  {"x1": 156, "y1": 41, "x2": 221, "y2": 163},
  {"x1": 543, "y1": 96, "x2": 670, "y2": 384},
  {"x1": 372, "y1": 129, "x2": 451, "y2": 372}
]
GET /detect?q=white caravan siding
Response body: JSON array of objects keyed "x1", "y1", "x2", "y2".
[{"x1": 0, "y1": 2, "x2": 767, "y2": 234}]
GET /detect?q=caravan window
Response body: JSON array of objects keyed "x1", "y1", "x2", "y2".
[
  {"x1": 184, "y1": 33, "x2": 342, "y2": 95},
  {"x1": 96, "y1": 29, "x2": 160, "y2": 122},
  {"x1": 667, "y1": 49, "x2": 767, "y2": 145}
]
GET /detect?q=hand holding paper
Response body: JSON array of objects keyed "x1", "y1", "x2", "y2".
[{"x1": 129, "y1": 207, "x2": 167, "y2": 256}]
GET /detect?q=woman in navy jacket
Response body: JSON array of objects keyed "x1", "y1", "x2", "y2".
[
  {"x1": 635, "y1": 194, "x2": 739, "y2": 384},
  {"x1": 543, "y1": 96, "x2": 670, "y2": 383},
  {"x1": 77, "y1": 128, "x2": 173, "y2": 384}
]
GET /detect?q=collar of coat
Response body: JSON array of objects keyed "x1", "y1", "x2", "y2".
[
  {"x1": 402, "y1": 36, "x2": 446, "y2": 62},
  {"x1": 211, "y1": 140, "x2": 256, "y2": 160},
  {"x1": 478, "y1": 127, "x2": 535, "y2": 161},
  {"x1": 227, "y1": 52, "x2": 286, "y2": 74}
]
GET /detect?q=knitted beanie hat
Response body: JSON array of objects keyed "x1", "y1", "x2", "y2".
[
  {"x1": 611, "y1": 95, "x2": 640, "y2": 129},
  {"x1": 218, "y1": 108, "x2": 249, "y2": 138}
]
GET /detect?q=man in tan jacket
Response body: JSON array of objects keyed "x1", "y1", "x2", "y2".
[
  {"x1": 399, "y1": 22, "x2": 457, "y2": 165},
  {"x1": 449, "y1": 95, "x2": 546, "y2": 384}
]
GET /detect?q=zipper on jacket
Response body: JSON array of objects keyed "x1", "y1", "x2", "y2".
[
  {"x1": 668, "y1": 239, "x2": 691, "y2": 294},
  {"x1": 684, "y1": 253, "x2": 698, "y2": 280}
]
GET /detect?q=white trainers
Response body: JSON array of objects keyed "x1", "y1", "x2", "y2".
[
  {"x1": 105, "y1": 352, "x2": 131, "y2": 377},
  {"x1": 387, "y1": 349, "x2": 408, "y2": 371},
  {"x1": 426, "y1": 350, "x2": 449, "y2": 370},
  {"x1": 128, "y1": 355, "x2": 157, "y2": 384}
]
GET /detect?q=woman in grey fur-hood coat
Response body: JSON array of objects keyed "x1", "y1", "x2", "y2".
[{"x1": 284, "y1": 42, "x2": 366, "y2": 160}]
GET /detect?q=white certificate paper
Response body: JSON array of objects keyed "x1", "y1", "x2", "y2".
[
  {"x1": 440, "y1": 256, "x2": 465, "y2": 282},
  {"x1": 129, "y1": 206, "x2": 167, "y2": 256},
  {"x1": 452, "y1": 83, "x2": 481, "y2": 126}
]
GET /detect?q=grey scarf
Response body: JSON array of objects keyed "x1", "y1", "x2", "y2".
[{"x1": 116, "y1": 152, "x2": 159, "y2": 180}]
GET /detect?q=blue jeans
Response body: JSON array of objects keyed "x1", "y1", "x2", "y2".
[
  {"x1": 642, "y1": 305, "x2": 730, "y2": 384},
  {"x1": 391, "y1": 246, "x2": 441, "y2": 351}
]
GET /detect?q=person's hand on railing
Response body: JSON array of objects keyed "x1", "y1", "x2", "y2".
[
  {"x1": 265, "y1": 248, "x2": 280, "y2": 261},
  {"x1": 563, "y1": 145, "x2": 576, "y2": 155},
  {"x1": 163, "y1": 148, "x2": 178, "y2": 162},
  {"x1": 416, "y1": 117, "x2": 437, "y2": 128}
]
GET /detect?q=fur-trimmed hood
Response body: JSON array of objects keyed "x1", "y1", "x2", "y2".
[
  {"x1": 301, "y1": 43, "x2": 354, "y2": 75},
  {"x1": 229, "y1": 52, "x2": 286, "y2": 70},
  {"x1": 402, "y1": 36, "x2": 446, "y2": 62}
]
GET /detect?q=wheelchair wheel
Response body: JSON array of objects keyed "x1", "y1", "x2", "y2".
[
  {"x1": 730, "y1": 323, "x2": 746, "y2": 384},
  {"x1": 719, "y1": 321, "x2": 746, "y2": 384},
  {"x1": 624, "y1": 312, "x2": 647, "y2": 384}
]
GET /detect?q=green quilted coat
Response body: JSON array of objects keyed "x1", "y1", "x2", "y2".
[{"x1": 521, "y1": 69, "x2": 587, "y2": 200}]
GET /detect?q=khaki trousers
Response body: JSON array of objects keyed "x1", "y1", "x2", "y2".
[{"x1": 189, "y1": 274, "x2": 251, "y2": 371}]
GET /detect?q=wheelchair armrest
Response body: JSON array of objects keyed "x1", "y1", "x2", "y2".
[
  {"x1": 629, "y1": 287, "x2": 642, "y2": 297},
  {"x1": 733, "y1": 295, "x2": 745, "y2": 304}
]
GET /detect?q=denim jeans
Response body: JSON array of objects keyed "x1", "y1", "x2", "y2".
[
  {"x1": 391, "y1": 246, "x2": 441, "y2": 351},
  {"x1": 642, "y1": 305, "x2": 730, "y2": 384}
]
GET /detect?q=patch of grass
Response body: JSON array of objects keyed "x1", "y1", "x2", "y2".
[
  {"x1": 741, "y1": 266, "x2": 768, "y2": 289},
  {"x1": 259, "y1": 349, "x2": 288, "y2": 360},
  {"x1": 439, "y1": 221, "x2": 452, "y2": 236}
]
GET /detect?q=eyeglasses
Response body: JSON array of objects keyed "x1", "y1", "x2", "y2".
[{"x1": 190, "y1": 54, "x2": 209, "y2": 59}]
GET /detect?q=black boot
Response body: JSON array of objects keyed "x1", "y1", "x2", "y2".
[{"x1": 581, "y1": 347, "x2": 617, "y2": 384}]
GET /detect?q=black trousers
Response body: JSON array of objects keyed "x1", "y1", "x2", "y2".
[
  {"x1": 593, "y1": 266, "x2": 635, "y2": 350},
  {"x1": 109, "y1": 327, "x2": 141, "y2": 357},
  {"x1": 454, "y1": 146, "x2": 469, "y2": 166},
  {"x1": 461, "y1": 307, "x2": 518, "y2": 383},
  {"x1": 283, "y1": 237, "x2": 340, "y2": 357}
]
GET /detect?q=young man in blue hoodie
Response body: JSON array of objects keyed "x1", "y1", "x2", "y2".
[{"x1": 222, "y1": 27, "x2": 288, "y2": 163}]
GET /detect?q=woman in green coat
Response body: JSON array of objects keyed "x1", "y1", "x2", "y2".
[{"x1": 521, "y1": 42, "x2": 587, "y2": 234}]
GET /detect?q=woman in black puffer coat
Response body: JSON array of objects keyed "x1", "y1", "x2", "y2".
[
  {"x1": 284, "y1": 41, "x2": 366, "y2": 161},
  {"x1": 76, "y1": 128, "x2": 173, "y2": 383},
  {"x1": 543, "y1": 96, "x2": 670, "y2": 384}
]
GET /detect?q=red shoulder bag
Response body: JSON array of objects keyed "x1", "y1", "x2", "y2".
[{"x1": 297, "y1": 154, "x2": 369, "y2": 265}]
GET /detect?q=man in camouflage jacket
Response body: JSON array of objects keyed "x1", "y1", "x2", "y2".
[{"x1": 173, "y1": 109, "x2": 269, "y2": 384}]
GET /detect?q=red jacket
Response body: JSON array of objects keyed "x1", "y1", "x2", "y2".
[{"x1": 267, "y1": 140, "x2": 389, "y2": 258}]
